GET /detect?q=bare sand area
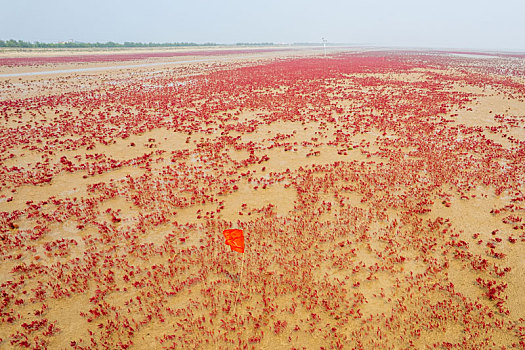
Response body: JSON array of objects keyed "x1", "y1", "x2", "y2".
[
  {"x1": 0, "y1": 48, "x2": 524, "y2": 349},
  {"x1": 0, "y1": 45, "x2": 314, "y2": 60}
]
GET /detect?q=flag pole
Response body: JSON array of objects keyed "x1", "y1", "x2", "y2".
[{"x1": 232, "y1": 251, "x2": 246, "y2": 318}]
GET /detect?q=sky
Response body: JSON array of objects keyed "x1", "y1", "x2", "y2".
[{"x1": 1, "y1": 0, "x2": 524, "y2": 51}]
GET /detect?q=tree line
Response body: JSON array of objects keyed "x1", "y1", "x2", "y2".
[{"x1": 0, "y1": 40, "x2": 277, "y2": 48}]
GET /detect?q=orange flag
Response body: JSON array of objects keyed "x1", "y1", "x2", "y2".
[{"x1": 223, "y1": 229, "x2": 244, "y2": 253}]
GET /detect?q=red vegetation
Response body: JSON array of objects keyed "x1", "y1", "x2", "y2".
[{"x1": 0, "y1": 51, "x2": 524, "y2": 348}]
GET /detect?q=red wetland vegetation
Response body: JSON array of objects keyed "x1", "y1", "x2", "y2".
[{"x1": 0, "y1": 48, "x2": 524, "y2": 349}]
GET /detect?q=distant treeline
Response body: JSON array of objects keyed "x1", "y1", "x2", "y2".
[
  {"x1": 0, "y1": 39, "x2": 277, "y2": 48},
  {"x1": 234, "y1": 42, "x2": 276, "y2": 46}
]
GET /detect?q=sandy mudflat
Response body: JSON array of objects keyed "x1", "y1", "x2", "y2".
[{"x1": 0, "y1": 47, "x2": 524, "y2": 349}]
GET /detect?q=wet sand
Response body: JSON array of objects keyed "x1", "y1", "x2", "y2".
[{"x1": 0, "y1": 48, "x2": 524, "y2": 349}]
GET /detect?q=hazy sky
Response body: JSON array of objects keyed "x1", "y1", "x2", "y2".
[{"x1": 1, "y1": 0, "x2": 524, "y2": 51}]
